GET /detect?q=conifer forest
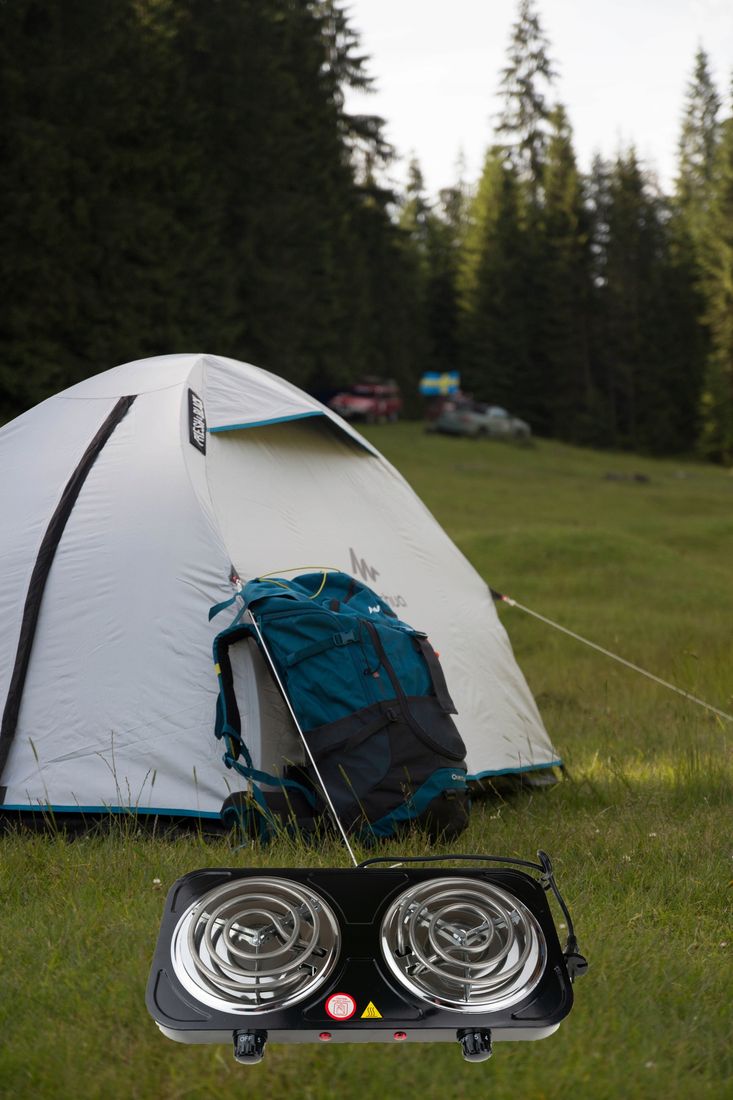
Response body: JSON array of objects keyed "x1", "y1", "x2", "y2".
[{"x1": 2, "y1": 0, "x2": 733, "y2": 462}]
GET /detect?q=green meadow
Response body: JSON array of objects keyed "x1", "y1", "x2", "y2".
[{"x1": 2, "y1": 425, "x2": 732, "y2": 1100}]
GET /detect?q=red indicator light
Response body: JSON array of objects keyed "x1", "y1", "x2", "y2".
[
  {"x1": 393, "y1": 1031, "x2": 407, "y2": 1041},
  {"x1": 319, "y1": 1032, "x2": 332, "y2": 1042}
]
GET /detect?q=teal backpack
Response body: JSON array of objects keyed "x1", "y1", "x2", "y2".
[{"x1": 212, "y1": 572, "x2": 470, "y2": 839}]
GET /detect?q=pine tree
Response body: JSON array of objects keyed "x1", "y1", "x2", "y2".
[
  {"x1": 458, "y1": 150, "x2": 532, "y2": 410},
  {"x1": 423, "y1": 175, "x2": 468, "y2": 376},
  {"x1": 398, "y1": 159, "x2": 431, "y2": 257},
  {"x1": 605, "y1": 151, "x2": 653, "y2": 447},
  {"x1": 673, "y1": 48, "x2": 724, "y2": 458},
  {"x1": 395, "y1": 158, "x2": 432, "y2": 377},
  {"x1": 315, "y1": 0, "x2": 392, "y2": 172},
  {"x1": 657, "y1": 208, "x2": 708, "y2": 451},
  {"x1": 676, "y1": 47, "x2": 721, "y2": 238},
  {"x1": 397, "y1": 159, "x2": 468, "y2": 383},
  {"x1": 658, "y1": 48, "x2": 721, "y2": 454},
  {"x1": 485, "y1": 0, "x2": 559, "y2": 432},
  {"x1": 540, "y1": 106, "x2": 595, "y2": 441},
  {"x1": 585, "y1": 155, "x2": 618, "y2": 444},
  {"x1": 698, "y1": 81, "x2": 733, "y2": 462},
  {"x1": 496, "y1": 0, "x2": 556, "y2": 200},
  {"x1": 349, "y1": 169, "x2": 426, "y2": 407},
  {"x1": 601, "y1": 150, "x2": 693, "y2": 452}
]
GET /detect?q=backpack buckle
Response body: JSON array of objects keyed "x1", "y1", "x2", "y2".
[{"x1": 334, "y1": 631, "x2": 356, "y2": 647}]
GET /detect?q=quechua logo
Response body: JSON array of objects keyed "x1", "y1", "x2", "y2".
[
  {"x1": 348, "y1": 548, "x2": 407, "y2": 610},
  {"x1": 188, "y1": 389, "x2": 207, "y2": 454},
  {"x1": 349, "y1": 547, "x2": 379, "y2": 584}
]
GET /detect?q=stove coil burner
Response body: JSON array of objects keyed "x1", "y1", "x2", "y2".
[
  {"x1": 171, "y1": 877, "x2": 340, "y2": 1014},
  {"x1": 380, "y1": 877, "x2": 546, "y2": 1012}
]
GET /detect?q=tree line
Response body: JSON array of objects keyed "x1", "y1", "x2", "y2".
[{"x1": 1, "y1": 0, "x2": 732, "y2": 460}]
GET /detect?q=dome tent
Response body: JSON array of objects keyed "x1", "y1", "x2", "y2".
[{"x1": 0, "y1": 354, "x2": 560, "y2": 818}]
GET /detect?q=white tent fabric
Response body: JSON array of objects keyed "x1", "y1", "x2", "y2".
[{"x1": 0, "y1": 354, "x2": 560, "y2": 817}]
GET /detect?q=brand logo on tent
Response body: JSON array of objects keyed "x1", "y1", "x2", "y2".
[
  {"x1": 348, "y1": 548, "x2": 408, "y2": 611},
  {"x1": 349, "y1": 548, "x2": 379, "y2": 584},
  {"x1": 188, "y1": 389, "x2": 207, "y2": 454}
]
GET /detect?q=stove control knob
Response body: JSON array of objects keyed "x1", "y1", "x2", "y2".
[
  {"x1": 233, "y1": 1030, "x2": 267, "y2": 1065},
  {"x1": 457, "y1": 1028, "x2": 493, "y2": 1063}
]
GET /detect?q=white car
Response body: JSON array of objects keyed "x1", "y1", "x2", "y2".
[{"x1": 434, "y1": 401, "x2": 531, "y2": 440}]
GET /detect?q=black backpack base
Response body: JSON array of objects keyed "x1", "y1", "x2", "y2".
[{"x1": 221, "y1": 777, "x2": 470, "y2": 845}]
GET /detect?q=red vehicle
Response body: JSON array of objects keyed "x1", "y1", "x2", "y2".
[{"x1": 328, "y1": 378, "x2": 402, "y2": 423}]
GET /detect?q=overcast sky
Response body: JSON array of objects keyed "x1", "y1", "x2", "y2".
[{"x1": 344, "y1": 0, "x2": 733, "y2": 196}]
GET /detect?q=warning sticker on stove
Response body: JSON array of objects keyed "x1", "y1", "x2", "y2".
[
  {"x1": 361, "y1": 1001, "x2": 382, "y2": 1019},
  {"x1": 325, "y1": 993, "x2": 356, "y2": 1020}
]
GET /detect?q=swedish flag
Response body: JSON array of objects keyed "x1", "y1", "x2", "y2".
[{"x1": 419, "y1": 371, "x2": 460, "y2": 396}]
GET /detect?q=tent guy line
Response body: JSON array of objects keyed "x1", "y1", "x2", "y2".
[{"x1": 490, "y1": 589, "x2": 733, "y2": 725}]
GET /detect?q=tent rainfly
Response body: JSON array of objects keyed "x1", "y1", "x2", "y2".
[{"x1": 0, "y1": 354, "x2": 560, "y2": 818}]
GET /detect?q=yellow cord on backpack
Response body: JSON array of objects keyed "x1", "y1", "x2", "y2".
[{"x1": 257, "y1": 566, "x2": 342, "y2": 599}]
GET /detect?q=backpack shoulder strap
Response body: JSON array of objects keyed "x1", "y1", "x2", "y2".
[{"x1": 412, "y1": 636, "x2": 457, "y2": 714}]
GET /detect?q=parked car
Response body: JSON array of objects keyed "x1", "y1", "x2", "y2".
[
  {"x1": 328, "y1": 378, "x2": 402, "y2": 423},
  {"x1": 433, "y1": 400, "x2": 531, "y2": 440}
]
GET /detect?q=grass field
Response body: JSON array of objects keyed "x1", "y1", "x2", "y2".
[{"x1": 2, "y1": 426, "x2": 732, "y2": 1100}]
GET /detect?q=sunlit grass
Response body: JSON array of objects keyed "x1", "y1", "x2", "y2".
[{"x1": 1, "y1": 427, "x2": 732, "y2": 1100}]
